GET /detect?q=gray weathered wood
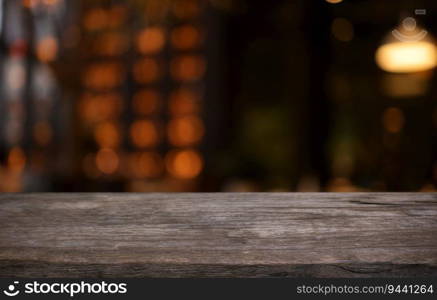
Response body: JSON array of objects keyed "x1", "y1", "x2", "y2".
[{"x1": 0, "y1": 193, "x2": 436, "y2": 277}]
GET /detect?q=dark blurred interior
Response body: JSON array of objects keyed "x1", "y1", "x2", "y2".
[{"x1": 1, "y1": 0, "x2": 437, "y2": 192}]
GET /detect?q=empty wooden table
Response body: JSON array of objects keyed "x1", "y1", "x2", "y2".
[{"x1": 0, "y1": 193, "x2": 436, "y2": 277}]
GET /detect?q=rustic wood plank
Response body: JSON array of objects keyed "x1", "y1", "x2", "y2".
[{"x1": 0, "y1": 193, "x2": 436, "y2": 277}]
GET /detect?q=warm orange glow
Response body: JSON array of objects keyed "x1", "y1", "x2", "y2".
[
  {"x1": 83, "y1": 9, "x2": 108, "y2": 31},
  {"x1": 133, "y1": 58, "x2": 161, "y2": 84},
  {"x1": 33, "y1": 121, "x2": 53, "y2": 146},
  {"x1": 382, "y1": 107, "x2": 404, "y2": 133},
  {"x1": 83, "y1": 6, "x2": 126, "y2": 31},
  {"x1": 327, "y1": 177, "x2": 359, "y2": 192},
  {"x1": 381, "y1": 73, "x2": 430, "y2": 98},
  {"x1": 132, "y1": 89, "x2": 160, "y2": 115},
  {"x1": 326, "y1": 0, "x2": 343, "y2": 4},
  {"x1": 0, "y1": 171, "x2": 22, "y2": 192},
  {"x1": 94, "y1": 122, "x2": 120, "y2": 148},
  {"x1": 22, "y1": 0, "x2": 38, "y2": 8},
  {"x1": 171, "y1": 25, "x2": 201, "y2": 50},
  {"x1": 129, "y1": 151, "x2": 163, "y2": 178},
  {"x1": 172, "y1": 0, "x2": 201, "y2": 19},
  {"x1": 167, "y1": 116, "x2": 204, "y2": 146},
  {"x1": 8, "y1": 147, "x2": 26, "y2": 174},
  {"x1": 143, "y1": 1, "x2": 169, "y2": 22},
  {"x1": 96, "y1": 148, "x2": 119, "y2": 174},
  {"x1": 36, "y1": 37, "x2": 58, "y2": 62},
  {"x1": 94, "y1": 32, "x2": 128, "y2": 56},
  {"x1": 376, "y1": 41, "x2": 437, "y2": 73},
  {"x1": 137, "y1": 27, "x2": 165, "y2": 54},
  {"x1": 169, "y1": 89, "x2": 200, "y2": 115},
  {"x1": 83, "y1": 63, "x2": 124, "y2": 89},
  {"x1": 107, "y1": 6, "x2": 127, "y2": 28},
  {"x1": 171, "y1": 55, "x2": 206, "y2": 82},
  {"x1": 79, "y1": 93, "x2": 122, "y2": 123},
  {"x1": 130, "y1": 120, "x2": 159, "y2": 148},
  {"x1": 43, "y1": 0, "x2": 60, "y2": 6},
  {"x1": 22, "y1": 0, "x2": 58, "y2": 8},
  {"x1": 166, "y1": 149, "x2": 203, "y2": 179},
  {"x1": 7, "y1": 61, "x2": 26, "y2": 91}
]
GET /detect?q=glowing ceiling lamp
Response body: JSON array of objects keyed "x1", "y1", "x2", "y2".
[{"x1": 376, "y1": 17, "x2": 437, "y2": 73}]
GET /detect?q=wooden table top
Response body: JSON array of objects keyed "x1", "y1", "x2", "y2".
[{"x1": 1, "y1": 193, "x2": 436, "y2": 277}]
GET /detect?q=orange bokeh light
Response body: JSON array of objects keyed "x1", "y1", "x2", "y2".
[
  {"x1": 36, "y1": 37, "x2": 58, "y2": 62},
  {"x1": 171, "y1": 25, "x2": 201, "y2": 50},
  {"x1": 169, "y1": 88, "x2": 200, "y2": 115},
  {"x1": 136, "y1": 27, "x2": 165, "y2": 54},
  {"x1": 96, "y1": 148, "x2": 119, "y2": 174},
  {"x1": 128, "y1": 151, "x2": 163, "y2": 178},
  {"x1": 83, "y1": 8, "x2": 108, "y2": 31},
  {"x1": 172, "y1": 0, "x2": 201, "y2": 20},
  {"x1": 83, "y1": 63, "x2": 124, "y2": 89},
  {"x1": 107, "y1": 6, "x2": 127, "y2": 28},
  {"x1": 94, "y1": 32, "x2": 129, "y2": 57},
  {"x1": 8, "y1": 147, "x2": 26, "y2": 174},
  {"x1": 79, "y1": 93, "x2": 123, "y2": 123},
  {"x1": 166, "y1": 149, "x2": 203, "y2": 179},
  {"x1": 94, "y1": 122, "x2": 120, "y2": 148},
  {"x1": 171, "y1": 55, "x2": 206, "y2": 82},
  {"x1": 167, "y1": 116, "x2": 204, "y2": 146},
  {"x1": 130, "y1": 120, "x2": 159, "y2": 148}
]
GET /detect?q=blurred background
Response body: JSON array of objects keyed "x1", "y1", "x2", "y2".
[{"x1": 0, "y1": 0, "x2": 436, "y2": 192}]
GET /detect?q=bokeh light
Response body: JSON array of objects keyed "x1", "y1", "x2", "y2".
[
  {"x1": 166, "y1": 149, "x2": 203, "y2": 179},
  {"x1": 130, "y1": 120, "x2": 159, "y2": 148},
  {"x1": 96, "y1": 148, "x2": 119, "y2": 175},
  {"x1": 136, "y1": 27, "x2": 165, "y2": 54},
  {"x1": 167, "y1": 116, "x2": 204, "y2": 146},
  {"x1": 376, "y1": 41, "x2": 437, "y2": 73}
]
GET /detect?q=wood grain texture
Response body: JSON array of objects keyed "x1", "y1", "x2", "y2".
[{"x1": 0, "y1": 193, "x2": 436, "y2": 278}]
